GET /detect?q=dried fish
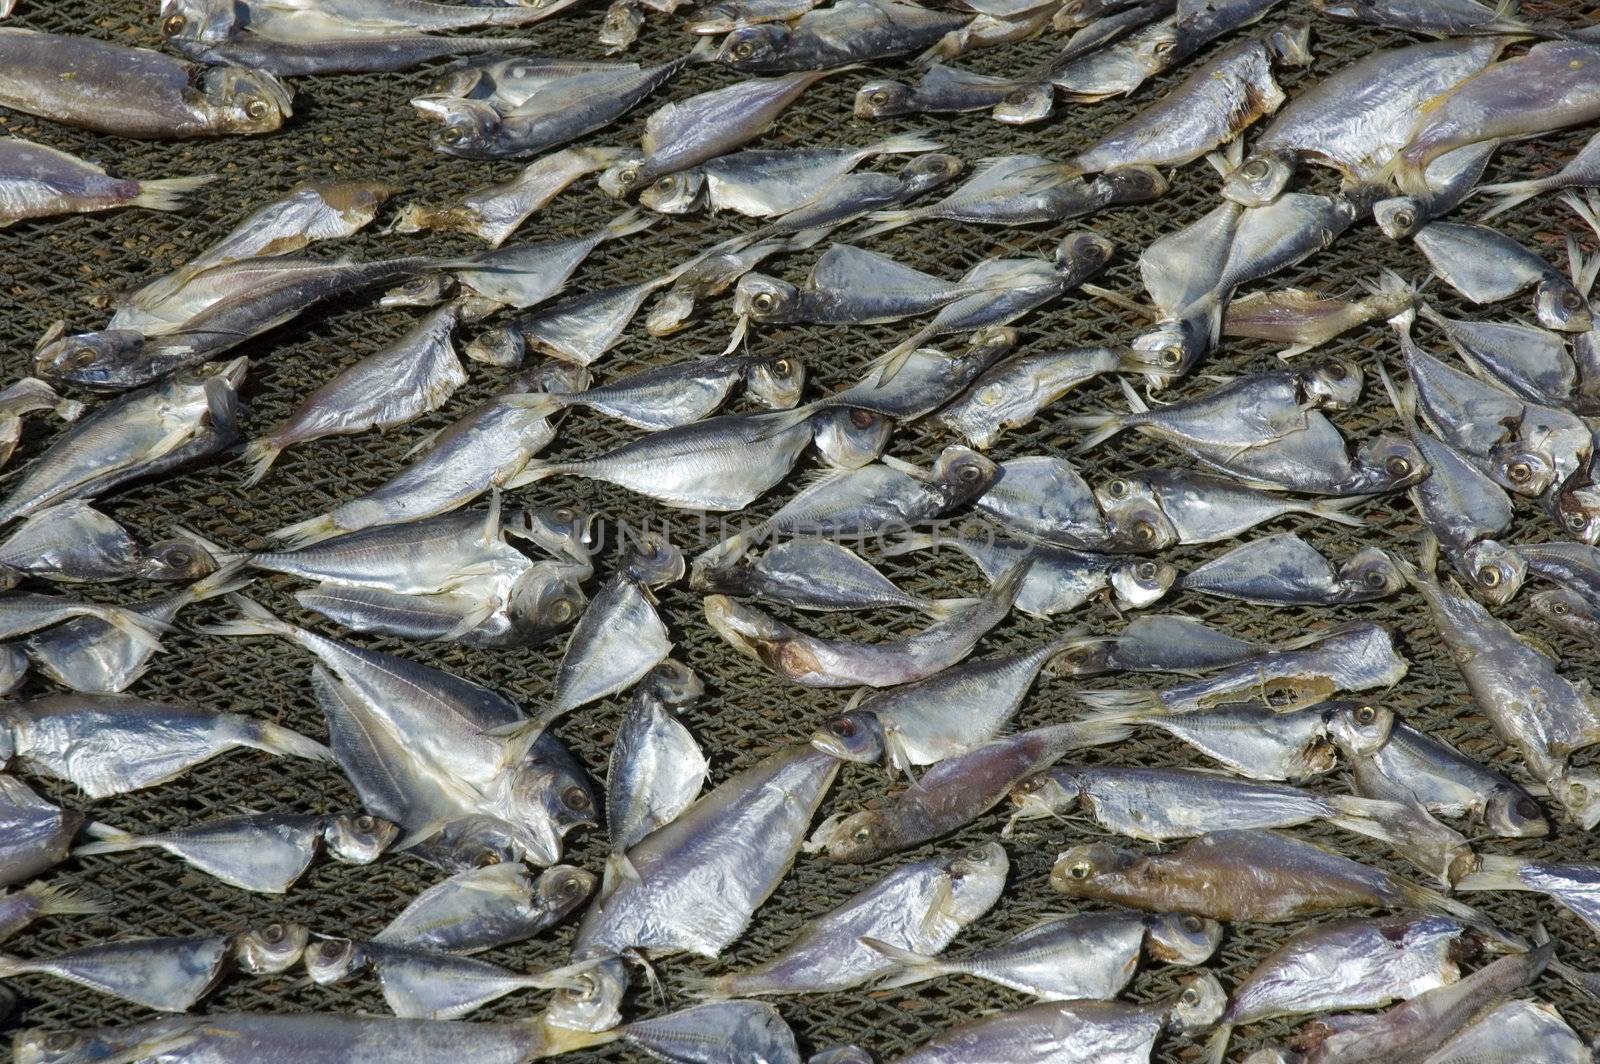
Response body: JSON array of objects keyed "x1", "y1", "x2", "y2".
[
  {"x1": 814, "y1": 407, "x2": 895, "y2": 470},
  {"x1": 688, "y1": 0, "x2": 817, "y2": 32},
  {"x1": 377, "y1": 863, "x2": 596, "y2": 954},
  {"x1": 715, "y1": 0, "x2": 968, "y2": 71},
  {"x1": 1221, "y1": 273, "x2": 1414, "y2": 358},
  {"x1": 854, "y1": 65, "x2": 1051, "y2": 121},
  {"x1": 1413, "y1": 221, "x2": 1591, "y2": 333},
  {"x1": 1319, "y1": 0, "x2": 1542, "y2": 36},
  {"x1": 0, "y1": 776, "x2": 83, "y2": 887},
  {"x1": 1178, "y1": 533, "x2": 1403, "y2": 606},
  {"x1": 937, "y1": 346, "x2": 1156, "y2": 450},
  {"x1": 1478, "y1": 128, "x2": 1600, "y2": 219},
  {"x1": 694, "y1": 539, "x2": 964, "y2": 616},
  {"x1": 394, "y1": 146, "x2": 623, "y2": 246},
  {"x1": 1417, "y1": 998, "x2": 1591, "y2": 1064},
  {"x1": 305, "y1": 938, "x2": 569, "y2": 1020},
  {"x1": 0, "y1": 501, "x2": 217, "y2": 583},
  {"x1": 731, "y1": 153, "x2": 965, "y2": 245},
  {"x1": 0, "y1": 138, "x2": 213, "y2": 228},
  {"x1": 0, "y1": 378, "x2": 77, "y2": 473},
  {"x1": 604, "y1": 670, "x2": 706, "y2": 887},
  {"x1": 971, "y1": 455, "x2": 1111, "y2": 549},
  {"x1": 1098, "y1": 470, "x2": 1364, "y2": 548},
  {"x1": 1048, "y1": 614, "x2": 1264, "y2": 677}
]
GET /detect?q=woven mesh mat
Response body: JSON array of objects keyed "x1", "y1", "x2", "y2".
[{"x1": 3, "y1": 1, "x2": 1600, "y2": 1059}]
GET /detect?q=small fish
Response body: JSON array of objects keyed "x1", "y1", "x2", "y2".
[
  {"x1": 807, "y1": 720, "x2": 1129, "y2": 862},
  {"x1": 0, "y1": 358, "x2": 246, "y2": 525},
  {"x1": 393, "y1": 146, "x2": 623, "y2": 246},
  {"x1": 646, "y1": 233, "x2": 824, "y2": 336},
  {"x1": 599, "y1": 0, "x2": 643, "y2": 52},
  {"x1": 599, "y1": 67, "x2": 849, "y2": 196},
  {"x1": 853, "y1": 65, "x2": 1052, "y2": 121},
  {"x1": 305, "y1": 937, "x2": 569, "y2": 1020},
  {"x1": 813, "y1": 406, "x2": 894, "y2": 470},
  {"x1": 164, "y1": 0, "x2": 548, "y2": 39},
  {"x1": 1220, "y1": 272, "x2": 1414, "y2": 358},
  {"x1": 885, "y1": 530, "x2": 1175, "y2": 618},
  {"x1": 891, "y1": 972, "x2": 1225, "y2": 1062},
  {"x1": 1477, "y1": 128, "x2": 1600, "y2": 219},
  {"x1": 0, "y1": 775, "x2": 83, "y2": 887},
  {"x1": 0, "y1": 138, "x2": 213, "y2": 228},
  {"x1": 0, "y1": 501, "x2": 218, "y2": 583},
  {"x1": 779, "y1": 326, "x2": 1017, "y2": 425},
  {"x1": 923, "y1": 6, "x2": 1052, "y2": 64},
  {"x1": 0, "y1": 924, "x2": 307, "y2": 1012},
  {"x1": 1098, "y1": 470, "x2": 1364, "y2": 548},
  {"x1": 705, "y1": 560, "x2": 1026, "y2": 689},
  {"x1": 1413, "y1": 221, "x2": 1591, "y2": 332},
  {"x1": 811, "y1": 634, "x2": 1082, "y2": 772},
  {"x1": 937, "y1": 346, "x2": 1157, "y2": 450},
  {"x1": 423, "y1": 55, "x2": 639, "y2": 108},
  {"x1": 1039, "y1": 0, "x2": 1173, "y2": 76},
  {"x1": 1178, "y1": 533, "x2": 1404, "y2": 606},
  {"x1": 377, "y1": 863, "x2": 596, "y2": 954},
  {"x1": 639, "y1": 132, "x2": 940, "y2": 217},
  {"x1": 574, "y1": 742, "x2": 840, "y2": 960},
  {"x1": 1319, "y1": 0, "x2": 1544, "y2": 36},
  {"x1": 1416, "y1": 997, "x2": 1591, "y2": 1064},
  {"x1": 0, "y1": 882, "x2": 101, "y2": 943},
  {"x1": 604, "y1": 668, "x2": 706, "y2": 888},
  {"x1": 1051, "y1": 828, "x2": 1477, "y2": 922},
  {"x1": 971, "y1": 455, "x2": 1112, "y2": 549},
  {"x1": 867, "y1": 910, "x2": 1220, "y2": 1001},
  {"x1": 0, "y1": 591, "x2": 170, "y2": 654},
  {"x1": 1047, "y1": 614, "x2": 1264, "y2": 677},
  {"x1": 1201, "y1": 914, "x2": 1486, "y2": 1064},
  {"x1": 620, "y1": 1001, "x2": 802, "y2": 1064},
  {"x1": 0, "y1": 28, "x2": 293, "y2": 138},
  {"x1": 1341, "y1": 717, "x2": 1549, "y2": 839},
  {"x1": 1371, "y1": 140, "x2": 1500, "y2": 240},
  {"x1": 243, "y1": 302, "x2": 468, "y2": 484},
  {"x1": 694, "y1": 539, "x2": 967, "y2": 616},
  {"x1": 1076, "y1": 621, "x2": 1408, "y2": 717},
  {"x1": 715, "y1": 0, "x2": 968, "y2": 72},
  {"x1": 688, "y1": 0, "x2": 816, "y2": 32},
  {"x1": 76, "y1": 811, "x2": 395, "y2": 893},
  {"x1": 1532, "y1": 586, "x2": 1600, "y2": 645},
  {"x1": 728, "y1": 154, "x2": 964, "y2": 246},
  {"x1": 1465, "y1": 539, "x2": 1600, "y2": 610},
  {"x1": 692, "y1": 845, "x2": 1006, "y2": 997},
  {"x1": 433, "y1": 211, "x2": 655, "y2": 313}
]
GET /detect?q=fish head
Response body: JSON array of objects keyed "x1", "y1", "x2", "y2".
[
  {"x1": 1051, "y1": 0, "x2": 1093, "y2": 30},
  {"x1": 1007, "y1": 770, "x2": 1078, "y2": 822},
  {"x1": 1101, "y1": 498, "x2": 1180, "y2": 553},
  {"x1": 638, "y1": 170, "x2": 706, "y2": 215},
  {"x1": 201, "y1": 67, "x2": 294, "y2": 135},
  {"x1": 598, "y1": 157, "x2": 650, "y2": 198},
  {"x1": 1048, "y1": 841, "x2": 1136, "y2": 897},
  {"x1": 1131, "y1": 320, "x2": 1206, "y2": 382},
  {"x1": 733, "y1": 273, "x2": 801, "y2": 323},
  {"x1": 1352, "y1": 434, "x2": 1428, "y2": 492},
  {"x1": 424, "y1": 62, "x2": 488, "y2": 99},
  {"x1": 1302, "y1": 358, "x2": 1364, "y2": 411},
  {"x1": 508, "y1": 566, "x2": 588, "y2": 631},
  {"x1": 898, "y1": 153, "x2": 965, "y2": 197},
  {"x1": 1167, "y1": 971, "x2": 1227, "y2": 1032},
  {"x1": 1530, "y1": 587, "x2": 1600, "y2": 638},
  {"x1": 519, "y1": 502, "x2": 597, "y2": 564},
  {"x1": 1097, "y1": 165, "x2": 1168, "y2": 206},
  {"x1": 1042, "y1": 636, "x2": 1113, "y2": 678},
  {"x1": 1094, "y1": 474, "x2": 1157, "y2": 512},
  {"x1": 534, "y1": 864, "x2": 599, "y2": 918},
  {"x1": 991, "y1": 83, "x2": 1055, "y2": 126},
  {"x1": 304, "y1": 936, "x2": 368, "y2": 985},
  {"x1": 746, "y1": 353, "x2": 806, "y2": 409},
  {"x1": 1483, "y1": 788, "x2": 1551, "y2": 840},
  {"x1": 1267, "y1": 18, "x2": 1314, "y2": 68},
  {"x1": 236, "y1": 921, "x2": 310, "y2": 974},
  {"x1": 159, "y1": 0, "x2": 237, "y2": 47},
  {"x1": 853, "y1": 79, "x2": 918, "y2": 119},
  {"x1": 716, "y1": 23, "x2": 788, "y2": 69},
  {"x1": 139, "y1": 537, "x2": 220, "y2": 583},
  {"x1": 1555, "y1": 483, "x2": 1600, "y2": 543},
  {"x1": 382, "y1": 272, "x2": 456, "y2": 312},
  {"x1": 324, "y1": 813, "x2": 401, "y2": 865},
  {"x1": 542, "y1": 956, "x2": 628, "y2": 1033},
  {"x1": 1486, "y1": 442, "x2": 1558, "y2": 498},
  {"x1": 1557, "y1": 771, "x2": 1600, "y2": 830},
  {"x1": 622, "y1": 530, "x2": 686, "y2": 587},
  {"x1": 600, "y1": 2, "x2": 644, "y2": 48},
  {"x1": 1054, "y1": 230, "x2": 1115, "y2": 284},
  {"x1": 464, "y1": 325, "x2": 526, "y2": 368},
  {"x1": 1337, "y1": 547, "x2": 1405, "y2": 599},
  {"x1": 809, "y1": 710, "x2": 887, "y2": 764},
  {"x1": 1145, "y1": 912, "x2": 1224, "y2": 965},
  {"x1": 33, "y1": 329, "x2": 149, "y2": 390},
  {"x1": 646, "y1": 288, "x2": 697, "y2": 336},
  {"x1": 1536, "y1": 275, "x2": 1594, "y2": 333},
  {"x1": 410, "y1": 96, "x2": 504, "y2": 159},
  {"x1": 1459, "y1": 540, "x2": 1525, "y2": 607},
  {"x1": 641, "y1": 658, "x2": 704, "y2": 705},
  {"x1": 514, "y1": 756, "x2": 602, "y2": 850},
  {"x1": 705, "y1": 595, "x2": 820, "y2": 679},
  {"x1": 815, "y1": 407, "x2": 894, "y2": 470},
  {"x1": 1373, "y1": 196, "x2": 1430, "y2": 240},
  {"x1": 944, "y1": 842, "x2": 1010, "y2": 918},
  {"x1": 1222, "y1": 151, "x2": 1293, "y2": 208},
  {"x1": 1109, "y1": 558, "x2": 1177, "y2": 609},
  {"x1": 1323, "y1": 700, "x2": 1395, "y2": 757},
  {"x1": 807, "y1": 808, "x2": 900, "y2": 863},
  {"x1": 929, "y1": 446, "x2": 1000, "y2": 508},
  {"x1": 13, "y1": 1024, "x2": 184, "y2": 1064}
]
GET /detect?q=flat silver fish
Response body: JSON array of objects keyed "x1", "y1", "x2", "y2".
[
  {"x1": 1178, "y1": 532, "x2": 1403, "y2": 606},
  {"x1": 1414, "y1": 221, "x2": 1590, "y2": 332},
  {"x1": 0, "y1": 500, "x2": 218, "y2": 583},
  {"x1": 604, "y1": 671, "x2": 706, "y2": 888},
  {"x1": 1098, "y1": 469, "x2": 1364, "y2": 547},
  {"x1": 715, "y1": 0, "x2": 968, "y2": 71},
  {"x1": 395, "y1": 146, "x2": 623, "y2": 246},
  {"x1": 0, "y1": 138, "x2": 213, "y2": 228},
  {"x1": 376, "y1": 863, "x2": 596, "y2": 954},
  {"x1": 693, "y1": 538, "x2": 966, "y2": 615},
  {"x1": 937, "y1": 346, "x2": 1156, "y2": 450},
  {"x1": 1048, "y1": 614, "x2": 1264, "y2": 677}
]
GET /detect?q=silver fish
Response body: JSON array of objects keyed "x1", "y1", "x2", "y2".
[
  {"x1": 814, "y1": 406, "x2": 894, "y2": 469},
  {"x1": 892, "y1": 973, "x2": 1225, "y2": 1062},
  {"x1": 639, "y1": 132, "x2": 940, "y2": 217},
  {"x1": 1222, "y1": 36, "x2": 1505, "y2": 207},
  {"x1": 1413, "y1": 221, "x2": 1591, "y2": 332},
  {"x1": 1532, "y1": 585, "x2": 1600, "y2": 644},
  {"x1": 868, "y1": 910, "x2": 1220, "y2": 1001},
  {"x1": 0, "y1": 776, "x2": 83, "y2": 887},
  {"x1": 306, "y1": 937, "x2": 562, "y2": 1020},
  {"x1": 1048, "y1": 614, "x2": 1264, "y2": 677},
  {"x1": 646, "y1": 233, "x2": 823, "y2": 336},
  {"x1": 619, "y1": 1001, "x2": 802, "y2": 1064},
  {"x1": 422, "y1": 55, "x2": 640, "y2": 108},
  {"x1": 716, "y1": 0, "x2": 968, "y2": 72},
  {"x1": 695, "y1": 539, "x2": 961, "y2": 616},
  {"x1": 164, "y1": 0, "x2": 547, "y2": 40},
  {"x1": 1465, "y1": 539, "x2": 1600, "y2": 610},
  {"x1": 1371, "y1": 140, "x2": 1501, "y2": 240},
  {"x1": 0, "y1": 692, "x2": 330, "y2": 799},
  {"x1": 470, "y1": 276, "x2": 676, "y2": 368},
  {"x1": 0, "y1": 882, "x2": 100, "y2": 943},
  {"x1": 1341, "y1": 717, "x2": 1549, "y2": 839},
  {"x1": 202, "y1": 596, "x2": 598, "y2": 867},
  {"x1": 76, "y1": 811, "x2": 395, "y2": 894},
  {"x1": 439, "y1": 211, "x2": 655, "y2": 312},
  {"x1": 1178, "y1": 532, "x2": 1403, "y2": 606},
  {"x1": 0, "y1": 357, "x2": 246, "y2": 525},
  {"x1": 243, "y1": 302, "x2": 468, "y2": 484},
  {"x1": 0, "y1": 28, "x2": 292, "y2": 138},
  {"x1": 0, "y1": 138, "x2": 213, "y2": 228},
  {"x1": 574, "y1": 742, "x2": 840, "y2": 960},
  {"x1": 937, "y1": 346, "x2": 1156, "y2": 450},
  {"x1": 1223, "y1": 274, "x2": 1413, "y2": 357},
  {"x1": 605, "y1": 672, "x2": 706, "y2": 886},
  {"x1": 885, "y1": 530, "x2": 1175, "y2": 618},
  {"x1": 394, "y1": 146, "x2": 622, "y2": 246},
  {"x1": 972, "y1": 455, "x2": 1111, "y2": 549},
  {"x1": 692, "y1": 844, "x2": 1006, "y2": 997},
  {"x1": 807, "y1": 720, "x2": 1129, "y2": 863},
  {"x1": 1418, "y1": 998, "x2": 1591, "y2": 1064},
  {"x1": 782, "y1": 327, "x2": 1017, "y2": 424},
  {"x1": 1076, "y1": 621, "x2": 1408, "y2": 717},
  {"x1": 1099, "y1": 470, "x2": 1364, "y2": 548},
  {"x1": 688, "y1": 0, "x2": 816, "y2": 32},
  {"x1": 377, "y1": 863, "x2": 596, "y2": 954},
  {"x1": 1319, "y1": 0, "x2": 1543, "y2": 36},
  {"x1": 853, "y1": 65, "x2": 1052, "y2": 121},
  {"x1": 1201, "y1": 914, "x2": 1484, "y2": 1064},
  {"x1": 811, "y1": 634, "x2": 1084, "y2": 772},
  {"x1": 705, "y1": 560, "x2": 1026, "y2": 688},
  {"x1": 0, "y1": 501, "x2": 218, "y2": 583},
  {"x1": 1478, "y1": 128, "x2": 1600, "y2": 219},
  {"x1": 729, "y1": 154, "x2": 964, "y2": 246}
]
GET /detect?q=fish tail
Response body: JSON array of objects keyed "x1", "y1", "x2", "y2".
[
  {"x1": 502, "y1": 459, "x2": 555, "y2": 490},
  {"x1": 1323, "y1": 795, "x2": 1414, "y2": 848},
  {"x1": 1474, "y1": 179, "x2": 1544, "y2": 221},
  {"x1": 241, "y1": 437, "x2": 285, "y2": 487},
  {"x1": 602, "y1": 208, "x2": 659, "y2": 243},
  {"x1": 1051, "y1": 720, "x2": 1133, "y2": 753},
  {"x1": 863, "y1": 132, "x2": 944, "y2": 159},
  {"x1": 1074, "y1": 690, "x2": 1161, "y2": 716},
  {"x1": 73, "y1": 821, "x2": 149, "y2": 857},
  {"x1": 270, "y1": 513, "x2": 344, "y2": 547},
  {"x1": 251, "y1": 719, "x2": 334, "y2": 763},
  {"x1": 920, "y1": 596, "x2": 980, "y2": 620},
  {"x1": 855, "y1": 211, "x2": 915, "y2": 240},
  {"x1": 131, "y1": 175, "x2": 218, "y2": 212},
  {"x1": 1306, "y1": 495, "x2": 1367, "y2": 528},
  {"x1": 18, "y1": 880, "x2": 106, "y2": 915},
  {"x1": 1454, "y1": 854, "x2": 1534, "y2": 893},
  {"x1": 180, "y1": 557, "x2": 255, "y2": 605},
  {"x1": 496, "y1": 392, "x2": 565, "y2": 421},
  {"x1": 106, "y1": 606, "x2": 170, "y2": 653},
  {"x1": 677, "y1": 970, "x2": 734, "y2": 1000},
  {"x1": 197, "y1": 593, "x2": 305, "y2": 645},
  {"x1": 1398, "y1": 878, "x2": 1482, "y2": 922},
  {"x1": 1199, "y1": 1024, "x2": 1233, "y2": 1064},
  {"x1": 861, "y1": 937, "x2": 948, "y2": 989},
  {"x1": 880, "y1": 532, "x2": 939, "y2": 558},
  {"x1": 872, "y1": 328, "x2": 934, "y2": 386},
  {"x1": 1067, "y1": 377, "x2": 1146, "y2": 453},
  {"x1": 0, "y1": 955, "x2": 29, "y2": 978}
]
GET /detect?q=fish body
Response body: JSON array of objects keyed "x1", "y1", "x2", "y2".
[
  {"x1": 973, "y1": 455, "x2": 1110, "y2": 548},
  {"x1": 0, "y1": 138, "x2": 212, "y2": 227},
  {"x1": 716, "y1": 0, "x2": 968, "y2": 71},
  {"x1": 395, "y1": 146, "x2": 621, "y2": 246},
  {"x1": 1178, "y1": 533, "x2": 1403, "y2": 606},
  {"x1": 939, "y1": 347, "x2": 1145, "y2": 450},
  {"x1": 694, "y1": 539, "x2": 955, "y2": 615},
  {"x1": 1098, "y1": 469, "x2": 1364, "y2": 546},
  {"x1": 0, "y1": 776, "x2": 82, "y2": 886},
  {"x1": 1414, "y1": 222, "x2": 1590, "y2": 332},
  {"x1": 377, "y1": 863, "x2": 595, "y2": 954}
]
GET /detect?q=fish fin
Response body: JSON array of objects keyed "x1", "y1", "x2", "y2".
[
  {"x1": 1080, "y1": 283, "x2": 1157, "y2": 320},
  {"x1": 1306, "y1": 496, "x2": 1367, "y2": 528},
  {"x1": 861, "y1": 131, "x2": 944, "y2": 159},
  {"x1": 1066, "y1": 377, "x2": 1145, "y2": 453},
  {"x1": 599, "y1": 852, "x2": 642, "y2": 900},
  {"x1": 502, "y1": 460, "x2": 555, "y2": 490},
  {"x1": 861, "y1": 936, "x2": 946, "y2": 989},
  {"x1": 676, "y1": 971, "x2": 733, "y2": 1001},
  {"x1": 270, "y1": 513, "x2": 346, "y2": 547},
  {"x1": 195, "y1": 593, "x2": 303, "y2": 642},
  {"x1": 73, "y1": 822, "x2": 147, "y2": 857},
  {"x1": 739, "y1": 402, "x2": 818, "y2": 444},
  {"x1": 1474, "y1": 177, "x2": 1543, "y2": 221},
  {"x1": 1200, "y1": 1024, "x2": 1234, "y2": 1064},
  {"x1": 601, "y1": 208, "x2": 659, "y2": 243},
  {"x1": 880, "y1": 532, "x2": 939, "y2": 558},
  {"x1": 871, "y1": 325, "x2": 937, "y2": 386},
  {"x1": 131, "y1": 175, "x2": 218, "y2": 212},
  {"x1": 106, "y1": 607, "x2": 171, "y2": 653},
  {"x1": 1398, "y1": 878, "x2": 1482, "y2": 922},
  {"x1": 240, "y1": 437, "x2": 285, "y2": 487},
  {"x1": 15, "y1": 880, "x2": 106, "y2": 916},
  {"x1": 921, "y1": 596, "x2": 980, "y2": 619},
  {"x1": 854, "y1": 211, "x2": 914, "y2": 240},
  {"x1": 1073, "y1": 690, "x2": 1160, "y2": 715},
  {"x1": 251, "y1": 720, "x2": 334, "y2": 763},
  {"x1": 1454, "y1": 853, "x2": 1533, "y2": 893}
]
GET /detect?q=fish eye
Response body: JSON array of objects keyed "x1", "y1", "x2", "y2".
[
  {"x1": 869, "y1": 90, "x2": 889, "y2": 107},
  {"x1": 1180, "y1": 986, "x2": 1201, "y2": 1006},
  {"x1": 1364, "y1": 568, "x2": 1388, "y2": 588},
  {"x1": 1067, "y1": 859, "x2": 1092, "y2": 880},
  {"x1": 924, "y1": 157, "x2": 949, "y2": 173},
  {"x1": 162, "y1": 12, "x2": 187, "y2": 35},
  {"x1": 261, "y1": 923, "x2": 286, "y2": 943},
  {"x1": 317, "y1": 940, "x2": 345, "y2": 960},
  {"x1": 851, "y1": 825, "x2": 873, "y2": 842},
  {"x1": 554, "y1": 507, "x2": 575, "y2": 521},
  {"x1": 354, "y1": 815, "x2": 375, "y2": 831},
  {"x1": 1517, "y1": 797, "x2": 1542, "y2": 818},
  {"x1": 1567, "y1": 511, "x2": 1589, "y2": 532},
  {"x1": 965, "y1": 846, "x2": 989, "y2": 861},
  {"x1": 1570, "y1": 781, "x2": 1590, "y2": 802},
  {"x1": 619, "y1": 167, "x2": 640, "y2": 187},
  {"x1": 63, "y1": 345, "x2": 98, "y2": 369},
  {"x1": 828, "y1": 716, "x2": 857, "y2": 737},
  {"x1": 245, "y1": 98, "x2": 271, "y2": 120},
  {"x1": 957, "y1": 462, "x2": 983, "y2": 483},
  {"x1": 977, "y1": 383, "x2": 1003, "y2": 406},
  {"x1": 1077, "y1": 238, "x2": 1106, "y2": 261},
  {"x1": 1133, "y1": 520, "x2": 1157, "y2": 545},
  {"x1": 751, "y1": 291, "x2": 777, "y2": 313},
  {"x1": 1241, "y1": 158, "x2": 1270, "y2": 181},
  {"x1": 655, "y1": 176, "x2": 676, "y2": 192},
  {"x1": 1385, "y1": 455, "x2": 1413, "y2": 477},
  {"x1": 1323, "y1": 361, "x2": 1347, "y2": 381},
  {"x1": 1159, "y1": 344, "x2": 1183, "y2": 367},
  {"x1": 1135, "y1": 561, "x2": 1158, "y2": 581},
  {"x1": 849, "y1": 409, "x2": 875, "y2": 429},
  {"x1": 45, "y1": 1032, "x2": 79, "y2": 1051},
  {"x1": 441, "y1": 127, "x2": 465, "y2": 145},
  {"x1": 1106, "y1": 479, "x2": 1131, "y2": 498},
  {"x1": 1552, "y1": 599, "x2": 1571, "y2": 616},
  {"x1": 1152, "y1": 37, "x2": 1176, "y2": 56},
  {"x1": 1562, "y1": 290, "x2": 1585, "y2": 310},
  {"x1": 733, "y1": 40, "x2": 756, "y2": 58},
  {"x1": 550, "y1": 599, "x2": 576, "y2": 623},
  {"x1": 562, "y1": 785, "x2": 592, "y2": 811},
  {"x1": 559, "y1": 874, "x2": 583, "y2": 896},
  {"x1": 1478, "y1": 566, "x2": 1502, "y2": 588},
  {"x1": 1354, "y1": 705, "x2": 1377, "y2": 725},
  {"x1": 474, "y1": 851, "x2": 502, "y2": 867},
  {"x1": 1182, "y1": 915, "x2": 1203, "y2": 933},
  {"x1": 1507, "y1": 461, "x2": 1532, "y2": 483},
  {"x1": 1005, "y1": 88, "x2": 1032, "y2": 105},
  {"x1": 773, "y1": 357, "x2": 792, "y2": 376}
]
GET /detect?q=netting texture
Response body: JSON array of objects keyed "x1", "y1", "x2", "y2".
[{"x1": 1, "y1": 1, "x2": 1598, "y2": 1060}]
